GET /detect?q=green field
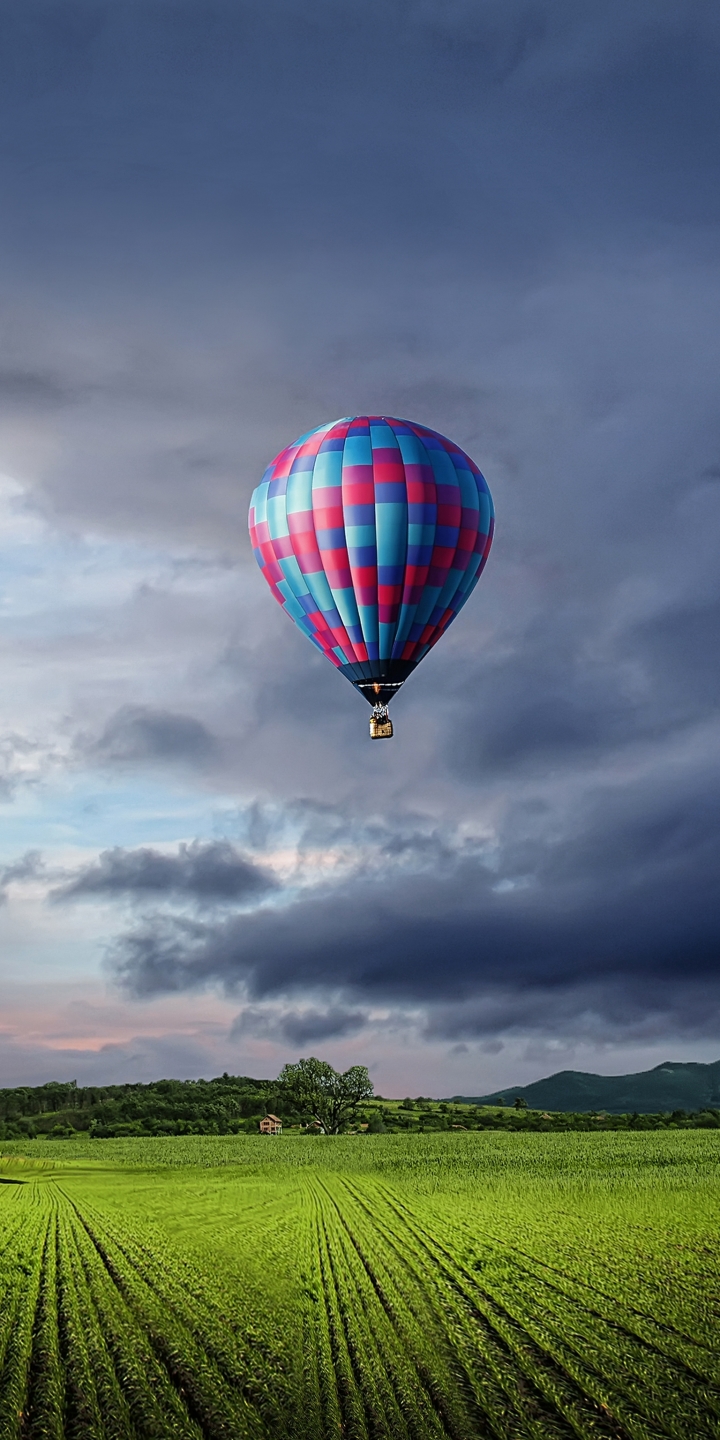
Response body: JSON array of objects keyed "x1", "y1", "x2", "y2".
[{"x1": 0, "y1": 1132, "x2": 718, "y2": 1439}]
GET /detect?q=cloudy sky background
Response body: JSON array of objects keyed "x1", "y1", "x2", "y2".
[{"x1": 1, "y1": 0, "x2": 720, "y2": 1094}]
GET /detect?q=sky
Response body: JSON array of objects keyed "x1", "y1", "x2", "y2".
[{"x1": 1, "y1": 0, "x2": 720, "y2": 1096}]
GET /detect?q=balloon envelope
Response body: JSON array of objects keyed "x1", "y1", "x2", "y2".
[{"x1": 248, "y1": 416, "x2": 494, "y2": 706}]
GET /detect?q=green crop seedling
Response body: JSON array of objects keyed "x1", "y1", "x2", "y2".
[{"x1": 0, "y1": 1132, "x2": 718, "y2": 1437}]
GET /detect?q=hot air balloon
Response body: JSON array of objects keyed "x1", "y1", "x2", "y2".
[{"x1": 248, "y1": 416, "x2": 494, "y2": 738}]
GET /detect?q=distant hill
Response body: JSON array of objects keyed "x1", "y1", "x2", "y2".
[{"x1": 451, "y1": 1059, "x2": 720, "y2": 1114}]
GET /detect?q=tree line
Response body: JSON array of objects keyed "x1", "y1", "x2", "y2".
[
  {"x1": 0, "y1": 1060, "x2": 372, "y2": 1139},
  {"x1": 1, "y1": 1061, "x2": 719, "y2": 1140}
]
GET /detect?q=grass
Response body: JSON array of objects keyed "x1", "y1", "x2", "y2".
[{"x1": 0, "y1": 1132, "x2": 718, "y2": 1437}]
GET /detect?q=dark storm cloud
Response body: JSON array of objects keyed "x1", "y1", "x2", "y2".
[
  {"x1": 279, "y1": 1008, "x2": 368, "y2": 1046},
  {"x1": 631, "y1": 598, "x2": 720, "y2": 713},
  {"x1": 89, "y1": 706, "x2": 218, "y2": 766},
  {"x1": 3, "y1": 1, "x2": 720, "y2": 259},
  {"x1": 442, "y1": 590, "x2": 720, "y2": 777},
  {"x1": 111, "y1": 757, "x2": 720, "y2": 1042},
  {"x1": 0, "y1": 369, "x2": 72, "y2": 411},
  {"x1": 422, "y1": 979, "x2": 720, "y2": 1047},
  {"x1": 2, "y1": 1, "x2": 720, "y2": 541},
  {"x1": 2, "y1": 0, "x2": 720, "y2": 1076},
  {"x1": 54, "y1": 841, "x2": 275, "y2": 905},
  {"x1": 231, "y1": 1006, "x2": 368, "y2": 1047}
]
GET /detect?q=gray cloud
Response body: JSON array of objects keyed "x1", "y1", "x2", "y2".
[
  {"x1": 279, "y1": 1008, "x2": 368, "y2": 1046},
  {"x1": 2, "y1": 0, "x2": 719, "y2": 549},
  {"x1": 109, "y1": 755, "x2": 720, "y2": 1047},
  {"x1": 231, "y1": 798, "x2": 490, "y2": 878},
  {"x1": 423, "y1": 979, "x2": 720, "y2": 1048},
  {"x1": 89, "y1": 706, "x2": 218, "y2": 767},
  {"x1": 0, "y1": 851, "x2": 44, "y2": 904},
  {"x1": 1, "y1": 1, "x2": 720, "y2": 1082},
  {"x1": 419, "y1": 578, "x2": 720, "y2": 781},
  {"x1": 0, "y1": 1028, "x2": 258, "y2": 1090},
  {"x1": 54, "y1": 842, "x2": 275, "y2": 906},
  {"x1": 231, "y1": 1006, "x2": 368, "y2": 1047},
  {"x1": 0, "y1": 368, "x2": 73, "y2": 411}
]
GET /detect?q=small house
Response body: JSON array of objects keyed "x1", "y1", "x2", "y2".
[{"x1": 259, "y1": 1114, "x2": 282, "y2": 1135}]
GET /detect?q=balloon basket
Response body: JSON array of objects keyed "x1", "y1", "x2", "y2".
[{"x1": 370, "y1": 704, "x2": 393, "y2": 740}]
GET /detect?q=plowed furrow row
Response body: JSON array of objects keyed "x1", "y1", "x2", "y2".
[
  {"x1": 314, "y1": 1178, "x2": 459, "y2": 1440},
  {"x1": 0, "y1": 1207, "x2": 49, "y2": 1439},
  {"x1": 372, "y1": 1183, "x2": 685, "y2": 1440},
  {"x1": 395, "y1": 1189, "x2": 709, "y2": 1414},
  {"x1": 63, "y1": 1192, "x2": 284, "y2": 1433},
  {"x1": 314, "y1": 1179, "x2": 492, "y2": 1439},
  {"x1": 430, "y1": 1205, "x2": 720, "y2": 1374},
  {"x1": 0, "y1": 1146, "x2": 715, "y2": 1440},
  {"x1": 68, "y1": 1200, "x2": 270, "y2": 1438},
  {"x1": 69, "y1": 1198, "x2": 204, "y2": 1438},
  {"x1": 338, "y1": 1179, "x2": 579, "y2": 1440}
]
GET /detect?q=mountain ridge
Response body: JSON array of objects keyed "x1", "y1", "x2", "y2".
[{"x1": 450, "y1": 1059, "x2": 720, "y2": 1114}]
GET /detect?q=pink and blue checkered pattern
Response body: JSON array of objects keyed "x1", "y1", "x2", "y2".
[{"x1": 249, "y1": 416, "x2": 494, "y2": 701}]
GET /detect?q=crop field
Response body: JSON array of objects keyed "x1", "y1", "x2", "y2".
[{"x1": 0, "y1": 1133, "x2": 718, "y2": 1439}]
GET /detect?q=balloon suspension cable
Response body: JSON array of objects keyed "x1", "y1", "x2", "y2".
[{"x1": 369, "y1": 703, "x2": 393, "y2": 740}]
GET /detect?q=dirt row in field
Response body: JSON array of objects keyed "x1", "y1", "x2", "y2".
[{"x1": 0, "y1": 1174, "x2": 718, "y2": 1439}]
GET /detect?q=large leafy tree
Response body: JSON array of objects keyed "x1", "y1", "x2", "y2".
[{"x1": 278, "y1": 1057, "x2": 374, "y2": 1134}]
